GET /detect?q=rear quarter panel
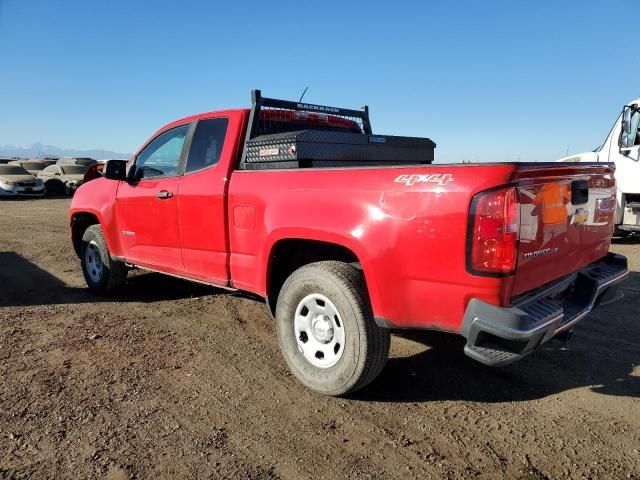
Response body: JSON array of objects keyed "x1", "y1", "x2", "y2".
[{"x1": 228, "y1": 164, "x2": 518, "y2": 332}]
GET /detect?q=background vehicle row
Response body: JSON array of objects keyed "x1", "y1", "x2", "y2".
[{"x1": 0, "y1": 157, "x2": 102, "y2": 197}]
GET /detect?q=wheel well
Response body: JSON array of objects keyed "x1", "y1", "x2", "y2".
[
  {"x1": 71, "y1": 213, "x2": 99, "y2": 257},
  {"x1": 266, "y1": 239, "x2": 361, "y2": 315}
]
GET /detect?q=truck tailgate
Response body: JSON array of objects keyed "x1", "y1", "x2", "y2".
[{"x1": 512, "y1": 163, "x2": 616, "y2": 297}]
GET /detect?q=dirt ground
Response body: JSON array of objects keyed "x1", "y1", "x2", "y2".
[{"x1": 0, "y1": 198, "x2": 638, "y2": 479}]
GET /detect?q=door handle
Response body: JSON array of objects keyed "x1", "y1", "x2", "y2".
[{"x1": 156, "y1": 190, "x2": 174, "y2": 199}]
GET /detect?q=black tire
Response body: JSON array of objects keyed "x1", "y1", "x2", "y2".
[
  {"x1": 275, "y1": 261, "x2": 390, "y2": 396},
  {"x1": 44, "y1": 180, "x2": 63, "y2": 195},
  {"x1": 80, "y1": 224, "x2": 127, "y2": 295},
  {"x1": 614, "y1": 228, "x2": 633, "y2": 239}
]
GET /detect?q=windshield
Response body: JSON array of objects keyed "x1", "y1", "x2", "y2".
[
  {"x1": 60, "y1": 165, "x2": 88, "y2": 175},
  {"x1": 24, "y1": 163, "x2": 47, "y2": 171},
  {"x1": 0, "y1": 165, "x2": 29, "y2": 175}
]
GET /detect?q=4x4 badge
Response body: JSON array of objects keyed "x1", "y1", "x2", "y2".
[{"x1": 395, "y1": 173, "x2": 454, "y2": 186}]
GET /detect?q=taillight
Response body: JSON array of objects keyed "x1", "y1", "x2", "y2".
[
  {"x1": 467, "y1": 186, "x2": 520, "y2": 276},
  {"x1": 593, "y1": 196, "x2": 615, "y2": 224}
]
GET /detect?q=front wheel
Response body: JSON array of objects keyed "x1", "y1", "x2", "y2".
[
  {"x1": 80, "y1": 225, "x2": 127, "y2": 295},
  {"x1": 275, "y1": 261, "x2": 390, "y2": 396}
]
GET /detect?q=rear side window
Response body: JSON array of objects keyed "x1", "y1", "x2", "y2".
[{"x1": 185, "y1": 118, "x2": 228, "y2": 173}]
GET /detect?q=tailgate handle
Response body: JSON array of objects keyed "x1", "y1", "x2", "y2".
[{"x1": 571, "y1": 180, "x2": 588, "y2": 205}]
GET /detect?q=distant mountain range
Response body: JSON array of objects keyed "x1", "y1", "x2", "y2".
[{"x1": 0, "y1": 142, "x2": 131, "y2": 160}]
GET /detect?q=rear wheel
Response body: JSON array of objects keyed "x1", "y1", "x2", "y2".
[
  {"x1": 80, "y1": 225, "x2": 127, "y2": 295},
  {"x1": 614, "y1": 228, "x2": 634, "y2": 239},
  {"x1": 275, "y1": 261, "x2": 390, "y2": 396}
]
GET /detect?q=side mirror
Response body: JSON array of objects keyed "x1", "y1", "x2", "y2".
[
  {"x1": 104, "y1": 160, "x2": 128, "y2": 181},
  {"x1": 619, "y1": 105, "x2": 640, "y2": 152},
  {"x1": 128, "y1": 164, "x2": 144, "y2": 182}
]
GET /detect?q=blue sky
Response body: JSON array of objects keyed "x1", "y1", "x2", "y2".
[{"x1": 0, "y1": 0, "x2": 637, "y2": 162}]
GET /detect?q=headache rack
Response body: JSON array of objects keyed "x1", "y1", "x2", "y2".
[{"x1": 239, "y1": 89, "x2": 435, "y2": 170}]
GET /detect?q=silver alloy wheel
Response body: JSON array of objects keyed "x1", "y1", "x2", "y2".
[
  {"x1": 294, "y1": 293, "x2": 345, "y2": 368},
  {"x1": 84, "y1": 240, "x2": 104, "y2": 283}
]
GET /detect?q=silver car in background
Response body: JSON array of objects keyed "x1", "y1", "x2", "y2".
[
  {"x1": 0, "y1": 165, "x2": 46, "y2": 197},
  {"x1": 37, "y1": 164, "x2": 88, "y2": 195}
]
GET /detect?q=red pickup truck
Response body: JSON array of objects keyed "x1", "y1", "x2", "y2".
[{"x1": 70, "y1": 91, "x2": 628, "y2": 396}]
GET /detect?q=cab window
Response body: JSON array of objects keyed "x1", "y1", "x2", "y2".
[
  {"x1": 136, "y1": 124, "x2": 189, "y2": 179},
  {"x1": 184, "y1": 118, "x2": 229, "y2": 173}
]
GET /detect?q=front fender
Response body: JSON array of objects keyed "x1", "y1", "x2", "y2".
[{"x1": 69, "y1": 178, "x2": 124, "y2": 257}]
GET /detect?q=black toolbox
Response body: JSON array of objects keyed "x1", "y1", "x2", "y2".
[{"x1": 242, "y1": 130, "x2": 435, "y2": 170}]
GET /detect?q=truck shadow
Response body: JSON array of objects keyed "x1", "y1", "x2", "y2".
[
  {"x1": 3, "y1": 251, "x2": 638, "y2": 404},
  {"x1": 0, "y1": 251, "x2": 229, "y2": 307},
  {"x1": 355, "y1": 272, "x2": 640, "y2": 403},
  {"x1": 355, "y1": 330, "x2": 640, "y2": 403}
]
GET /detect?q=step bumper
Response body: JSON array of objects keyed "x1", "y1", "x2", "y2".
[{"x1": 461, "y1": 253, "x2": 629, "y2": 367}]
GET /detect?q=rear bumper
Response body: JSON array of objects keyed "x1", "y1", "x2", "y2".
[
  {"x1": 461, "y1": 253, "x2": 628, "y2": 366},
  {"x1": 0, "y1": 186, "x2": 46, "y2": 197},
  {"x1": 617, "y1": 224, "x2": 640, "y2": 232}
]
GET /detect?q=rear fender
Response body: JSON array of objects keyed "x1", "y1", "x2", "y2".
[{"x1": 264, "y1": 228, "x2": 382, "y2": 314}]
